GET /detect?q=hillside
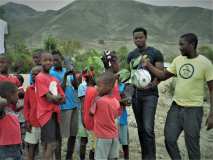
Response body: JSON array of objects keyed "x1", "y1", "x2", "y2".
[{"x1": 0, "y1": 0, "x2": 212, "y2": 47}]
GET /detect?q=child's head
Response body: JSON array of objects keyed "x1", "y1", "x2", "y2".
[
  {"x1": 101, "y1": 50, "x2": 119, "y2": 74},
  {"x1": 85, "y1": 74, "x2": 96, "y2": 86},
  {"x1": 52, "y1": 50, "x2": 64, "y2": 69},
  {"x1": 0, "y1": 81, "x2": 18, "y2": 105},
  {"x1": 97, "y1": 71, "x2": 116, "y2": 96},
  {"x1": 32, "y1": 49, "x2": 44, "y2": 65},
  {"x1": 40, "y1": 52, "x2": 53, "y2": 73},
  {"x1": 31, "y1": 65, "x2": 42, "y2": 83},
  {"x1": 14, "y1": 74, "x2": 24, "y2": 86},
  {"x1": 0, "y1": 55, "x2": 10, "y2": 74}
]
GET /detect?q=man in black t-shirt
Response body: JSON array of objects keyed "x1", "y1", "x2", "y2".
[{"x1": 127, "y1": 27, "x2": 164, "y2": 159}]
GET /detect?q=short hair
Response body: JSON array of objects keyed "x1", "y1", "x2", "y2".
[
  {"x1": 180, "y1": 33, "x2": 198, "y2": 49},
  {"x1": 52, "y1": 50, "x2": 64, "y2": 60},
  {"x1": 33, "y1": 49, "x2": 45, "y2": 56},
  {"x1": 101, "y1": 50, "x2": 118, "y2": 69},
  {"x1": 14, "y1": 74, "x2": 24, "y2": 85},
  {"x1": 98, "y1": 71, "x2": 116, "y2": 89},
  {"x1": 0, "y1": 81, "x2": 17, "y2": 99},
  {"x1": 133, "y1": 27, "x2": 147, "y2": 38}
]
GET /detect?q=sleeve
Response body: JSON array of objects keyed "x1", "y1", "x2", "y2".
[
  {"x1": 78, "y1": 84, "x2": 86, "y2": 98},
  {"x1": 116, "y1": 100, "x2": 122, "y2": 118},
  {"x1": 23, "y1": 88, "x2": 30, "y2": 123},
  {"x1": 4, "y1": 22, "x2": 8, "y2": 35},
  {"x1": 35, "y1": 76, "x2": 49, "y2": 97},
  {"x1": 89, "y1": 97, "x2": 99, "y2": 115},
  {"x1": 204, "y1": 60, "x2": 213, "y2": 82},
  {"x1": 154, "y1": 49, "x2": 164, "y2": 63},
  {"x1": 167, "y1": 57, "x2": 177, "y2": 75}
]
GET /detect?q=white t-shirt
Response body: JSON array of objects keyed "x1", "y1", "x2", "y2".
[{"x1": 0, "y1": 19, "x2": 8, "y2": 54}]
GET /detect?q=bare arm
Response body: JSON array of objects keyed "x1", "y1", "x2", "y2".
[
  {"x1": 206, "y1": 80, "x2": 213, "y2": 130},
  {"x1": 144, "y1": 61, "x2": 174, "y2": 81}
]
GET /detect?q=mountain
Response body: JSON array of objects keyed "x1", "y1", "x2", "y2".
[{"x1": 0, "y1": 0, "x2": 212, "y2": 47}]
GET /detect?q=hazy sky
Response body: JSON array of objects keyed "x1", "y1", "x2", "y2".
[{"x1": 0, "y1": 0, "x2": 212, "y2": 11}]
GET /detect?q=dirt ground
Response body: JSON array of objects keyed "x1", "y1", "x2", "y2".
[{"x1": 22, "y1": 75, "x2": 213, "y2": 160}]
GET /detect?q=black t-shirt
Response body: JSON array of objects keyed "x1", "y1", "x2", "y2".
[{"x1": 127, "y1": 47, "x2": 164, "y2": 96}]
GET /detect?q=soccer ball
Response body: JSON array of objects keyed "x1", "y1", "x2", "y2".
[{"x1": 131, "y1": 69, "x2": 151, "y2": 89}]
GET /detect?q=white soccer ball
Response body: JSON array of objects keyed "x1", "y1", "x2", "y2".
[{"x1": 131, "y1": 69, "x2": 151, "y2": 89}]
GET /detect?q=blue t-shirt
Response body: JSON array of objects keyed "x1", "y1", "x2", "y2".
[
  {"x1": 50, "y1": 67, "x2": 80, "y2": 110},
  {"x1": 118, "y1": 83, "x2": 128, "y2": 125}
]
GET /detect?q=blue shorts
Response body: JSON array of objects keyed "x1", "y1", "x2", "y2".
[
  {"x1": 118, "y1": 124, "x2": 129, "y2": 145},
  {"x1": 0, "y1": 145, "x2": 22, "y2": 160}
]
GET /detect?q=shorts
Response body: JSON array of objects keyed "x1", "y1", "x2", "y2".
[
  {"x1": 118, "y1": 124, "x2": 129, "y2": 145},
  {"x1": 78, "y1": 110, "x2": 88, "y2": 138},
  {"x1": 24, "y1": 127, "x2": 41, "y2": 144},
  {"x1": 0, "y1": 145, "x2": 22, "y2": 160},
  {"x1": 95, "y1": 138, "x2": 119, "y2": 160},
  {"x1": 60, "y1": 108, "x2": 79, "y2": 138},
  {"x1": 41, "y1": 113, "x2": 60, "y2": 144}
]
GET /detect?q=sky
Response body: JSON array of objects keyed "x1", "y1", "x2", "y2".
[{"x1": 0, "y1": 0, "x2": 212, "y2": 11}]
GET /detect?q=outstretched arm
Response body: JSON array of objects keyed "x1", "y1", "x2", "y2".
[
  {"x1": 143, "y1": 59, "x2": 174, "y2": 81},
  {"x1": 206, "y1": 80, "x2": 213, "y2": 130}
]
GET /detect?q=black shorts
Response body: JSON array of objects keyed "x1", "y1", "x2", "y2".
[{"x1": 41, "y1": 113, "x2": 60, "y2": 144}]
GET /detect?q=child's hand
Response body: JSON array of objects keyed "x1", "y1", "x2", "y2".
[{"x1": 26, "y1": 122, "x2": 32, "y2": 133}]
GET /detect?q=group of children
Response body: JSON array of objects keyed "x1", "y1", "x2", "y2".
[{"x1": 0, "y1": 49, "x2": 130, "y2": 160}]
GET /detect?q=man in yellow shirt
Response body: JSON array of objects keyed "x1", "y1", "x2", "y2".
[{"x1": 143, "y1": 33, "x2": 213, "y2": 160}]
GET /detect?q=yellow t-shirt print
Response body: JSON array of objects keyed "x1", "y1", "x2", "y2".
[{"x1": 167, "y1": 55, "x2": 213, "y2": 107}]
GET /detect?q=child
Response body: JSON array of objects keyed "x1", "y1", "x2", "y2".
[
  {"x1": 0, "y1": 81, "x2": 22, "y2": 159},
  {"x1": 0, "y1": 55, "x2": 20, "y2": 86},
  {"x1": 0, "y1": 55, "x2": 20, "y2": 112},
  {"x1": 24, "y1": 66, "x2": 42, "y2": 160},
  {"x1": 78, "y1": 73, "x2": 97, "y2": 160},
  {"x1": 29, "y1": 49, "x2": 44, "y2": 84},
  {"x1": 118, "y1": 83, "x2": 129, "y2": 160},
  {"x1": 35, "y1": 52, "x2": 65, "y2": 160},
  {"x1": 15, "y1": 74, "x2": 26, "y2": 150},
  {"x1": 101, "y1": 50, "x2": 129, "y2": 159},
  {"x1": 50, "y1": 50, "x2": 80, "y2": 160},
  {"x1": 90, "y1": 71, "x2": 122, "y2": 160}
]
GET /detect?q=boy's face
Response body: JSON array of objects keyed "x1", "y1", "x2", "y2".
[
  {"x1": 41, "y1": 53, "x2": 53, "y2": 72},
  {"x1": 53, "y1": 54, "x2": 63, "y2": 69},
  {"x1": 8, "y1": 90, "x2": 18, "y2": 105},
  {"x1": 33, "y1": 54, "x2": 41, "y2": 65},
  {"x1": 0, "y1": 58, "x2": 9, "y2": 73}
]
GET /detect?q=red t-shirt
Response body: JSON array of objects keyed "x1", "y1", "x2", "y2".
[
  {"x1": 0, "y1": 111, "x2": 21, "y2": 146},
  {"x1": 24, "y1": 85, "x2": 40, "y2": 127},
  {"x1": 35, "y1": 72, "x2": 65, "y2": 127},
  {"x1": 0, "y1": 74, "x2": 20, "y2": 111},
  {"x1": 83, "y1": 86, "x2": 98, "y2": 130},
  {"x1": 0, "y1": 74, "x2": 20, "y2": 87},
  {"x1": 112, "y1": 80, "x2": 121, "y2": 101},
  {"x1": 92, "y1": 95, "x2": 121, "y2": 139}
]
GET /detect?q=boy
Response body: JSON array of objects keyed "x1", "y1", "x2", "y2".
[
  {"x1": 101, "y1": 50, "x2": 129, "y2": 159},
  {"x1": 24, "y1": 66, "x2": 42, "y2": 160},
  {"x1": 0, "y1": 81, "x2": 22, "y2": 159},
  {"x1": 50, "y1": 50, "x2": 80, "y2": 160},
  {"x1": 90, "y1": 71, "x2": 122, "y2": 160},
  {"x1": 29, "y1": 49, "x2": 44, "y2": 84},
  {"x1": 35, "y1": 52, "x2": 65, "y2": 160},
  {"x1": 0, "y1": 55, "x2": 20, "y2": 111}
]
